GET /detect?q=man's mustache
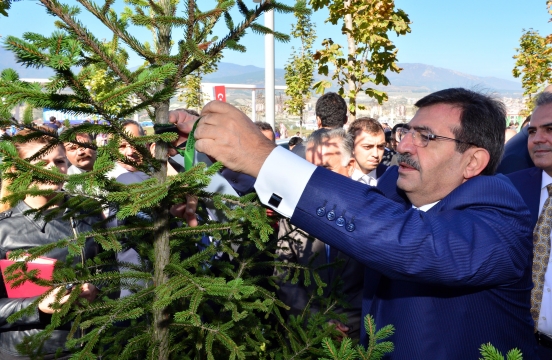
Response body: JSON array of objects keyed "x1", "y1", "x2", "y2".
[{"x1": 396, "y1": 153, "x2": 421, "y2": 171}]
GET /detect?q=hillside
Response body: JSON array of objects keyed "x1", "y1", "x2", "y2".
[{"x1": 0, "y1": 46, "x2": 522, "y2": 95}]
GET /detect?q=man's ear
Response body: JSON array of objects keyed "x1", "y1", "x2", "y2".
[
  {"x1": 316, "y1": 116, "x2": 322, "y2": 129},
  {"x1": 463, "y1": 148, "x2": 490, "y2": 179},
  {"x1": 347, "y1": 158, "x2": 356, "y2": 177}
]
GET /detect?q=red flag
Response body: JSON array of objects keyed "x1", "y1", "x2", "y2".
[{"x1": 214, "y1": 86, "x2": 226, "y2": 102}]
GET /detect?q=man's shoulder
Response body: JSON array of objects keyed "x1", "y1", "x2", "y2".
[
  {"x1": 505, "y1": 166, "x2": 540, "y2": 182},
  {"x1": 437, "y1": 174, "x2": 529, "y2": 213}
]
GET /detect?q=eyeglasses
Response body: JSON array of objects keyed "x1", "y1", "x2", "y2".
[{"x1": 396, "y1": 127, "x2": 476, "y2": 148}]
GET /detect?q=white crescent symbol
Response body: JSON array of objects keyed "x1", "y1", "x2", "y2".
[{"x1": 217, "y1": 94, "x2": 224, "y2": 100}]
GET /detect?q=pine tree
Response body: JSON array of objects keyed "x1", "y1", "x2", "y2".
[{"x1": 0, "y1": 1, "x2": 353, "y2": 359}]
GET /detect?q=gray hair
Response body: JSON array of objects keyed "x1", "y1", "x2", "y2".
[
  {"x1": 121, "y1": 119, "x2": 145, "y2": 136},
  {"x1": 535, "y1": 91, "x2": 552, "y2": 108},
  {"x1": 307, "y1": 128, "x2": 353, "y2": 167}
]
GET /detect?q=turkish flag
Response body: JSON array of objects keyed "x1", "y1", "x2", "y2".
[{"x1": 214, "y1": 86, "x2": 226, "y2": 102}]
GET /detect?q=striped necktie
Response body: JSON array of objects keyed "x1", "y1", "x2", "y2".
[{"x1": 531, "y1": 184, "x2": 552, "y2": 329}]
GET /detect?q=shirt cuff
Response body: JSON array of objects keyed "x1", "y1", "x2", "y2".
[{"x1": 254, "y1": 146, "x2": 316, "y2": 217}]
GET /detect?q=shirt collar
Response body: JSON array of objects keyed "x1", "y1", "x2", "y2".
[
  {"x1": 541, "y1": 170, "x2": 552, "y2": 190},
  {"x1": 351, "y1": 168, "x2": 378, "y2": 182},
  {"x1": 412, "y1": 201, "x2": 440, "y2": 212}
]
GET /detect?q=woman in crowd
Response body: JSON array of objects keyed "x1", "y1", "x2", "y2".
[{"x1": 0, "y1": 129, "x2": 100, "y2": 359}]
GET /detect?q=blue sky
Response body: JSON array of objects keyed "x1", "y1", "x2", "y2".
[{"x1": 0, "y1": 0, "x2": 550, "y2": 82}]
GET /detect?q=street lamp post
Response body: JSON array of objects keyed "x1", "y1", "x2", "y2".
[{"x1": 253, "y1": 0, "x2": 275, "y2": 130}]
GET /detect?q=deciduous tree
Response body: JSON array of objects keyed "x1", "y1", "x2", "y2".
[
  {"x1": 512, "y1": 29, "x2": 552, "y2": 114},
  {"x1": 284, "y1": 0, "x2": 316, "y2": 135},
  {"x1": 310, "y1": 0, "x2": 410, "y2": 121}
]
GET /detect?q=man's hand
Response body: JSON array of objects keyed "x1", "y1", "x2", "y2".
[
  {"x1": 328, "y1": 319, "x2": 350, "y2": 341},
  {"x1": 168, "y1": 108, "x2": 200, "y2": 154},
  {"x1": 79, "y1": 283, "x2": 99, "y2": 303},
  {"x1": 38, "y1": 283, "x2": 99, "y2": 314},
  {"x1": 194, "y1": 101, "x2": 276, "y2": 178},
  {"x1": 170, "y1": 195, "x2": 199, "y2": 227}
]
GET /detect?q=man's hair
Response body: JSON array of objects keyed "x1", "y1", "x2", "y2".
[
  {"x1": 122, "y1": 119, "x2": 145, "y2": 136},
  {"x1": 347, "y1": 117, "x2": 384, "y2": 141},
  {"x1": 254, "y1": 121, "x2": 275, "y2": 142},
  {"x1": 49, "y1": 116, "x2": 56, "y2": 122},
  {"x1": 307, "y1": 128, "x2": 353, "y2": 166},
  {"x1": 288, "y1": 136, "x2": 303, "y2": 147},
  {"x1": 415, "y1": 88, "x2": 506, "y2": 175},
  {"x1": 315, "y1": 92, "x2": 347, "y2": 129},
  {"x1": 535, "y1": 91, "x2": 552, "y2": 108}
]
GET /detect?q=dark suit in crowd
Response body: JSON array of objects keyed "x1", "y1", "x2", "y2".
[
  {"x1": 276, "y1": 219, "x2": 364, "y2": 339},
  {"x1": 496, "y1": 126, "x2": 534, "y2": 174}
]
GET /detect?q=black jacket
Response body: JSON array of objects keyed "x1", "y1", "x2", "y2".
[{"x1": 0, "y1": 201, "x2": 99, "y2": 357}]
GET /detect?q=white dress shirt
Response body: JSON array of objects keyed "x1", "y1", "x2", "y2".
[
  {"x1": 351, "y1": 168, "x2": 378, "y2": 186},
  {"x1": 67, "y1": 165, "x2": 86, "y2": 175},
  {"x1": 538, "y1": 171, "x2": 552, "y2": 336}
]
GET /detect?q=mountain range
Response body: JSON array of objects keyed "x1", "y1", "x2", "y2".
[{"x1": 0, "y1": 46, "x2": 522, "y2": 95}]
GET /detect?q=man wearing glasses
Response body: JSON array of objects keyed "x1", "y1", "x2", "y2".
[{"x1": 169, "y1": 88, "x2": 537, "y2": 359}]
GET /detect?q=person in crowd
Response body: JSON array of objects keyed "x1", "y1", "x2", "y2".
[
  {"x1": 56, "y1": 120, "x2": 66, "y2": 135},
  {"x1": 279, "y1": 123, "x2": 289, "y2": 139},
  {"x1": 347, "y1": 117, "x2": 387, "y2": 185},
  {"x1": 507, "y1": 92, "x2": 552, "y2": 358},
  {"x1": 168, "y1": 87, "x2": 537, "y2": 359},
  {"x1": 505, "y1": 128, "x2": 517, "y2": 143},
  {"x1": 496, "y1": 115, "x2": 534, "y2": 174},
  {"x1": 315, "y1": 92, "x2": 348, "y2": 129},
  {"x1": 381, "y1": 123, "x2": 405, "y2": 167},
  {"x1": 254, "y1": 122, "x2": 276, "y2": 143},
  {"x1": 9, "y1": 124, "x2": 17, "y2": 137},
  {"x1": 276, "y1": 128, "x2": 363, "y2": 339},
  {"x1": 65, "y1": 133, "x2": 97, "y2": 175},
  {"x1": 381, "y1": 122, "x2": 391, "y2": 133},
  {"x1": 291, "y1": 92, "x2": 349, "y2": 160},
  {"x1": 0, "y1": 128, "x2": 100, "y2": 359},
  {"x1": 288, "y1": 136, "x2": 303, "y2": 151},
  {"x1": 105, "y1": 120, "x2": 146, "y2": 180},
  {"x1": 45, "y1": 116, "x2": 59, "y2": 132}
]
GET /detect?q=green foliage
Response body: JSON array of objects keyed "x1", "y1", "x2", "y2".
[
  {"x1": 284, "y1": 0, "x2": 316, "y2": 133},
  {"x1": 0, "y1": 1, "x2": 345, "y2": 360},
  {"x1": 512, "y1": 28, "x2": 552, "y2": 114},
  {"x1": 311, "y1": 0, "x2": 411, "y2": 120},
  {"x1": 479, "y1": 343, "x2": 523, "y2": 360},
  {"x1": 320, "y1": 314, "x2": 394, "y2": 360}
]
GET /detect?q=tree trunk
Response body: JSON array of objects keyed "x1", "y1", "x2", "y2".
[
  {"x1": 344, "y1": 0, "x2": 357, "y2": 121},
  {"x1": 153, "y1": 1, "x2": 173, "y2": 359}
]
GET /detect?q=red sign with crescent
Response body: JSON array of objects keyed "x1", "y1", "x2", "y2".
[{"x1": 214, "y1": 86, "x2": 226, "y2": 102}]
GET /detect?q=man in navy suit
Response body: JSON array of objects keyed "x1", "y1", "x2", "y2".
[
  {"x1": 507, "y1": 92, "x2": 552, "y2": 358},
  {"x1": 170, "y1": 88, "x2": 537, "y2": 359}
]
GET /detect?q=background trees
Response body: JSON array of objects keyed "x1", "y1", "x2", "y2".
[
  {"x1": 284, "y1": 0, "x2": 316, "y2": 135},
  {"x1": 512, "y1": 29, "x2": 552, "y2": 114},
  {"x1": 310, "y1": 0, "x2": 410, "y2": 121}
]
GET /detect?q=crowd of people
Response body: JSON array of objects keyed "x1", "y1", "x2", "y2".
[{"x1": 0, "y1": 86, "x2": 551, "y2": 358}]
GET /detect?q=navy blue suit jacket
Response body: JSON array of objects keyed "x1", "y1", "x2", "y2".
[
  {"x1": 290, "y1": 166, "x2": 537, "y2": 359},
  {"x1": 507, "y1": 166, "x2": 541, "y2": 228},
  {"x1": 496, "y1": 127, "x2": 535, "y2": 174}
]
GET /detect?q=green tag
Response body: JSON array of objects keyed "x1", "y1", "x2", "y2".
[{"x1": 184, "y1": 118, "x2": 201, "y2": 171}]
